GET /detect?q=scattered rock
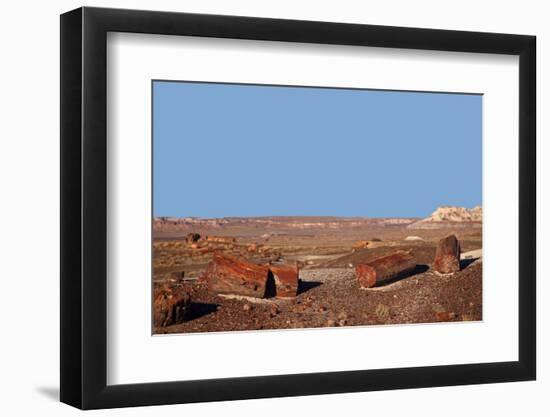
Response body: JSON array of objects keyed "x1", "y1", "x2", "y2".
[
  {"x1": 270, "y1": 305, "x2": 280, "y2": 317},
  {"x1": 243, "y1": 303, "x2": 252, "y2": 311},
  {"x1": 435, "y1": 311, "x2": 457, "y2": 321},
  {"x1": 375, "y1": 303, "x2": 390, "y2": 320}
]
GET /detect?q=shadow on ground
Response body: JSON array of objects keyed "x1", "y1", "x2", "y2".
[
  {"x1": 186, "y1": 302, "x2": 219, "y2": 321},
  {"x1": 460, "y1": 258, "x2": 479, "y2": 269},
  {"x1": 376, "y1": 264, "x2": 430, "y2": 287},
  {"x1": 36, "y1": 386, "x2": 59, "y2": 401},
  {"x1": 298, "y1": 280, "x2": 322, "y2": 295}
]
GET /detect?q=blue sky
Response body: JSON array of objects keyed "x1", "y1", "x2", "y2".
[{"x1": 153, "y1": 81, "x2": 481, "y2": 218}]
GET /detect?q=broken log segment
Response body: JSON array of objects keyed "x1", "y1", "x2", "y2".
[
  {"x1": 203, "y1": 253, "x2": 270, "y2": 298},
  {"x1": 355, "y1": 250, "x2": 416, "y2": 288},
  {"x1": 270, "y1": 264, "x2": 299, "y2": 299},
  {"x1": 433, "y1": 234, "x2": 461, "y2": 274},
  {"x1": 153, "y1": 284, "x2": 192, "y2": 327}
]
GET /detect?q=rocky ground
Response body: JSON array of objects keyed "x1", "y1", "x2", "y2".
[{"x1": 152, "y1": 213, "x2": 482, "y2": 334}]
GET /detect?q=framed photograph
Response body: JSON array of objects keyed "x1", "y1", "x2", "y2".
[{"x1": 60, "y1": 6, "x2": 536, "y2": 409}]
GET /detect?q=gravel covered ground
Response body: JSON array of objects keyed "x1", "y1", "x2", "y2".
[{"x1": 155, "y1": 259, "x2": 482, "y2": 335}]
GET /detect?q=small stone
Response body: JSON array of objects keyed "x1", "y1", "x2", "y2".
[
  {"x1": 269, "y1": 305, "x2": 280, "y2": 317},
  {"x1": 327, "y1": 319, "x2": 336, "y2": 327},
  {"x1": 243, "y1": 303, "x2": 252, "y2": 311},
  {"x1": 375, "y1": 303, "x2": 390, "y2": 320},
  {"x1": 432, "y1": 304, "x2": 446, "y2": 313},
  {"x1": 435, "y1": 311, "x2": 457, "y2": 321}
]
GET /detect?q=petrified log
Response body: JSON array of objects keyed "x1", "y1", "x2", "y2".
[
  {"x1": 206, "y1": 236, "x2": 236, "y2": 244},
  {"x1": 153, "y1": 284, "x2": 192, "y2": 327},
  {"x1": 353, "y1": 240, "x2": 369, "y2": 249},
  {"x1": 270, "y1": 264, "x2": 299, "y2": 299},
  {"x1": 186, "y1": 232, "x2": 201, "y2": 243},
  {"x1": 433, "y1": 234, "x2": 461, "y2": 274},
  {"x1": 356, "y1": 250, "x2": 416, "y2": 288},
  {"x1": 204, "y1": 253, "x2": 270, "y2": 298},
  {"x1": 169, "y1": 271, "x2": 185, "y2": 281}
]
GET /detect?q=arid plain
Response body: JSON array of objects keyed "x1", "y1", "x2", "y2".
[{"x1": 153, "y1": 206, "x2": 482, "y2": 334}]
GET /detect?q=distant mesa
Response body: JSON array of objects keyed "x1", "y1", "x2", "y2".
[
  {"x1": 408, "y1": 206, "x2": 482, "y2": 229},
  {"x1": 153, "y1": 206, "x2": 481, "y2": 233}
]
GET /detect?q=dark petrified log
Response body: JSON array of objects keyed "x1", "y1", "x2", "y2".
[
  {"x1": 433, "y1": 234, "x2": 461, "y2": 274},
  {"x1": 203, "y1": 253, "x2": 270, "y2": 298},
  {"x1": 169, "y1": 271, "x2": 185, "y2": 281},
  {"x1": 186, "y1": 232, "x2": 201, "y2": 243},
  {"x1": 356, "y1": 250, "x2": 416, "y2": 288},
  {"x1": 153, "y1": 284, "x2": 192, "y2": 327},
  {"x1": 270, "y1": 264, "x2": 299, "y2": 299}
]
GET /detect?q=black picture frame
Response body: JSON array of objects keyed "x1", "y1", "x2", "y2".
[{"x1": 60, "y1": 6, "x2": 536, "y2": 410}]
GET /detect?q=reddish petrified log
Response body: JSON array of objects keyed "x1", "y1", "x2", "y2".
[
  {"x1": 356, "y1": 250, "x2": 416, "y2": 288},
  {"x1": 206, "y1": 236, "x2": 236, "y2": 244},
  {"x1": 433, "y1": 235, "x2": 461, "y2": 274},
  {"x1": 270, "y1": 264, "x2": 299, "y2": 299},
  {"x1": 153, "y1": 284, "x2": 192, "y2": 327},
  {"x1": 203, "y1": 253, "x2": 270, "y2": 298}
]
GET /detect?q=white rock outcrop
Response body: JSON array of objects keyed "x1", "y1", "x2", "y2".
[{"x1": 408, "y1": 206, "x2": 482, "y2": 229}]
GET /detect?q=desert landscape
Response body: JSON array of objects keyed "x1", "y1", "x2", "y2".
[{"x1": 152, "y1": 205, "x2": 482, "y2": 334}]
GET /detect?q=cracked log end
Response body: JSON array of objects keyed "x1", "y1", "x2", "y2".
[{"x1": 270, "y1": 264, "x2": 299, "y2": 299}]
